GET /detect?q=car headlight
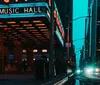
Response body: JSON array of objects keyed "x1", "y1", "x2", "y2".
[
  {"x1": 95, "y1": 68, "x2": 99, "y2": 72},
  {"x1": 76, "y1": 69, "x2": 81, "y2": 74},
  {"x1": 84, "y1": 67, "x2": 94, "y2": 74}
]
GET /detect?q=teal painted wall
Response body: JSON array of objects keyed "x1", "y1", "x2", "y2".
[{"x1": 73, "y1": 0, "x2": 88, "y2": 68}]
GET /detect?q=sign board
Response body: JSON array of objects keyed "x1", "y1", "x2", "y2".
[{"x1": 0, "y1": 2, "x2": 50, "y2": 18}]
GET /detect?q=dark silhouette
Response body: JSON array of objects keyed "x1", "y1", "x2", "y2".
[
  {"x1": 22, "y1": 59, "x2": 27, "y2": 72},
  {"x1": 41, "y1": 54, "x2": 50, "y2": 79}
]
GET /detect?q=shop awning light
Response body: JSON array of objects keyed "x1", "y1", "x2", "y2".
[
  {"x1": 42, "y1": 49, "x2": 47, "y2": 52},
  {"x1": 43, "y1": 33, "x2": 50, "y2": 35},
  {"x1": 33, "y1": 20, "x2": 42, "y2": 23},
  {"x1": 35, "y1": 24, "x2": 45, "y2": 26},
  {"x1": 29, "y1": 30, "x2": 37, "y2": 32},
  {"x1": 40, "y1": 29, "x2": 49, "y2": 31},
  {"x1": 27, "y1": 27, "x2": 35, "y2": 29},
  {"x1": 24, "y1": 24, "x2": 32, "y2": 26},
  {"x1": 33, "y1": 49, "x2": 38, "y2": 52},
  {"x1": 38, "y1": 26, "x2": 47, "y2": 28},
  {"x1": 33, "y1": 32, "x2": 39, "y2": 34},
  {"x1": 19, "y1": 30, "x2": 26, "y2": 32},
  {"x1": 23, "y1": 50, "x2": 27, "y2": 53},
  {"x1": 35, "y1": 34, "x2": 41, "y2": 35},
  {"x1": 12, "y1": 32, "x2": 17, "y2": 34},
  {"x1": 0, "y1": 25, "x2": 7, "y2": 27},
  {"x1": 12, "y1": 25, "x2": 19, "y2": 27},
  {"x1": 16, "y1": 28, "x2": 23, "y2": 29},
  {"x1": 7, "y1": 21, "x2": 16, "y2": 24},
  {"x1": 20, "y1": 21, "x2": 29, "y2": 23}
]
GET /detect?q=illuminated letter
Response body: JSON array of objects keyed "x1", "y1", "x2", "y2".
[
  {"x1": 9, "y1": 8, "x2": 12, "y2": 14},
  {"x1": 29, "y1": 7, "x2": 33, "y2": 13},
  {"x1": 0, "y1": 9, "x2": 5, "y2": 14},
  {"x1": 34, "y1": 7, "x2": 37, "y2": 13},
  {"x1": 24, "y1": 8, "x2": 29, "y2": 13},
  {"x1": 15, "y1": 8, "x2": 19, "y2": 13},
  {"x1": 38, "y1": 7, "x2": 41, "y2": 12},
  {"x1": 5, "y1": 8, "x2": 8, "y2": 14}
]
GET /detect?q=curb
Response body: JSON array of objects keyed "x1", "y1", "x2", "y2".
[{"x1": 53, "y1": 73, "x2": 74, "y2": 85}]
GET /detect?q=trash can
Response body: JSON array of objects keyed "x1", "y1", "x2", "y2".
[{"x1": 34, "y1": 59, "x2": 45, "y2": 80}]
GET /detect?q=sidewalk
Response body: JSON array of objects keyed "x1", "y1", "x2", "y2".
[
  {"x1": 41, "y1": 73, "x2": 74, "y2": 85},
  {"x1": 0, "y1": 72, "x2": 74, "y2": 85}
]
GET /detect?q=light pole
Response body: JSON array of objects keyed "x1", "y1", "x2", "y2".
[{"x1": 68, "y1": 15, "x2": 92, "y2": 68}]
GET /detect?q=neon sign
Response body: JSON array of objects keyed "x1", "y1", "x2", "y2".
[
  {"x1": 0, "y1": 7, "x2": 42, "y2": 14},
  {"x1": 55, "y1": 26, "x2": 64, "y2": 46},
  {"x1": 54, "y1": 2, "x2": 64, "y2": 39},
  {"x1": 0, "y1": 2, "x2": 51, "y2": 19}
]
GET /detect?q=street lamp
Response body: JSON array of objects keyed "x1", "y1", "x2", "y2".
[{"x1": 67, "y1": 14, "x2": 92, "y2": 69}]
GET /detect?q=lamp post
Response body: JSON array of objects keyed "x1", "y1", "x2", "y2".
[{"x1": 68, "y1": 15, "x2": 92, "y2": 68}]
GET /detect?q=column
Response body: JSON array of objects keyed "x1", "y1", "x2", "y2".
[
  {"x1": 13, "y1": 40, "x2": 23, "y2": 72},
  {"x1": 0, "y1": 33, "x2": 4, "y2": 73},
  {"x1": 26, "y1": 48, "x2": 33, "y2": 71}
]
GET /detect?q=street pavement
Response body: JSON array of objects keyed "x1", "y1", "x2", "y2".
[
  {"x1": 0, "y1": 68, "x2": 74, "y2": 85},
  {"x1": 64, "y1": 73, "x2": 100, "y2": 85},
  {"x1": 0, "y1": 73, "x2": 70, "y2": 85},
  {"x1": 0, "y1": 74, "x2": 48, "y2": 85}
]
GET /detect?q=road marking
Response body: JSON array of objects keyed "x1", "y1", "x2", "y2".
[
  {"x1": 69, "y1": 73, "x2": 74, "y2": 77},
  {"x1": 41, "y1": 81, "x2": 52, "y2": 85},
  {"x1": 54, "y1": 77, "x2": 68, "y2": 85}
]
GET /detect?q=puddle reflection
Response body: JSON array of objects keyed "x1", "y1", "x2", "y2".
[
  {"x1": 65, "y1": 78, "x2": 100, "y2": 85},
  {"x1": 75, "y1": 79, "x2": 100, "y2": 85},
  {"x1": 75, "y1": 80, "x2": 80, "y2": 85}
]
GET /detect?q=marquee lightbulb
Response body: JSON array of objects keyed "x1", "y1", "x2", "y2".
[
  {"x1": 25, "y1": 0, "x2": 28, "y2": 2},
  {"x1": 15, "y1": 0, "x2": 18, "y2": 2},
  {"x1": 4, "y1": 0, "x2": 10, "y2": 3}
]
